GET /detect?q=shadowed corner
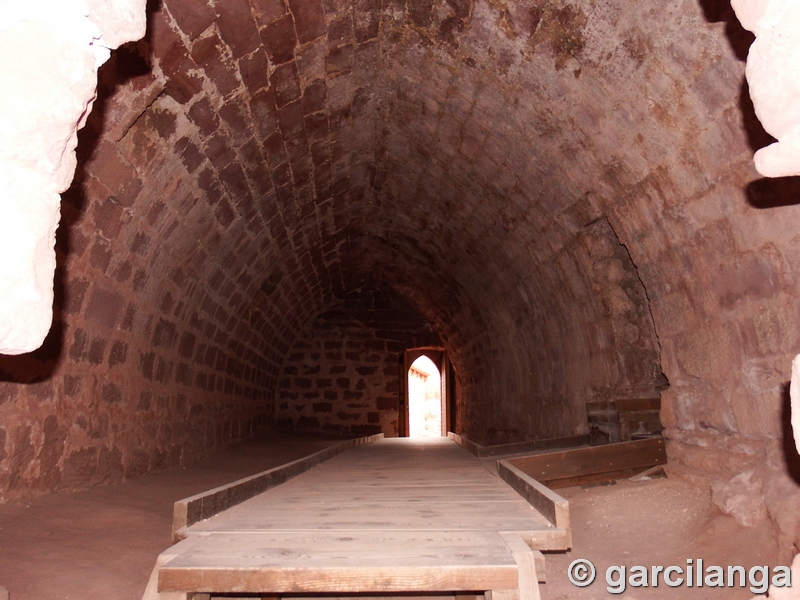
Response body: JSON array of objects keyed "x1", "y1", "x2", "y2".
[
  {"x1": 0, "y1": 202, "x2": 71, "y2": 384},
  {"x1": 746, "y1": 176, "x2": 800, "y2": 209},
  {"x1": 739, "y1": 78, "x2": 778, "y2": 154},
  {"x1": 780, "y1": 382, "x2": 800, "y2": 485},
  {"x1": 695, "y1": 0, "x2": 755, "y2": 61},
  {"x1": 0, "y1": 327, "x2": 64, "y2": 385},
  {"x1": 696, "y1": 0, "x2": 783, "y2": 164}
]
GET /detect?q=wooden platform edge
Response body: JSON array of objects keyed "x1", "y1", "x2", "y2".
[
  {"x1": 506, "y1": 437, "x2": 667, "y2": 487},
  {"x1": 448, "y1": 432, "x2": 588, "y2": 459},
  {"x1": 171, "y1": 433, "x2": 384, "y2": 541},
  {"x1": 496, "y1": 460, "x2": 571, "y2": 550},
  {"x1": 447, "y1": 432, "x2": 483, "y2": 456}
]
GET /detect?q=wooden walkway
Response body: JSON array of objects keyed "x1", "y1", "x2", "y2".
[{"x1": 146, "y1": 437, "x2": 570, "y2": 600}]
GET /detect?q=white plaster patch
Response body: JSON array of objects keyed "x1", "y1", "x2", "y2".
[
  {"x1": 790, "y1": 354, "x2": 800, "y2": 455},
  {"x1": 732, "y1": 0, "x2": 800, "y2": 176},
  {"x1": 0, "y1": 0, "x2": 145, "y2": 354}
]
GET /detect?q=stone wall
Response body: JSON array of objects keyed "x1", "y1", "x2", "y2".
[
  {"x1": 1, "y1": 0, "x2": 800, "y2": 560},
  {"x1": 275, "y1": 284, "x2": 441, "y2": 437}
]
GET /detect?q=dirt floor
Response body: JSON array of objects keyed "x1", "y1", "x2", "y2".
[
  {"x1": 0, "y1": 434, "x2": 784, "y2": 600},
  {"x1": 541, "y1": 476, "x2": 781, "y2": 599},
  {"x1": 0, "y1": 431, "x2": 337, "y2": 600}
]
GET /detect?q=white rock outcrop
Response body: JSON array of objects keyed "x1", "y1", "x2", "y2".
[
  {"x1": 0, "y1": 0, "x2": 145, "y2": 354},
  {"x1": 791, "y1": 355, "x2": 800, "y2": 455},
  {"x1": 732, "y1": 0, "x2": 800, "y2": 177}
]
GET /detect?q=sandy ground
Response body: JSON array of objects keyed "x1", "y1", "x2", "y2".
[
  {"x1": 541, "y1": 476, "x2": 781, "y2": 599},
  {"x1": 0, "y1": 431, "x2": 337, "y2": 600},
  {"x1": 0, "y1": 434, "x2": 784, "y2": 600}
]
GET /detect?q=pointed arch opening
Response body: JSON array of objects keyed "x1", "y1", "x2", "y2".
[
  {"x1": 399, "y1": 347, "x2": 454, "y2": 437},
  {"x1": 408, "y1": 355, "x2": 442, "y2": 438}
]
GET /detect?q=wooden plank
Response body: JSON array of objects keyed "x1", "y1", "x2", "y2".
[
  {"x1": 585, "y1": 401, "x2": 615, "y2": 413},
  {"x1": 188, "y1": 496, "x2": 550, "y2": 532},
  {"x1": 486, "y1": 590, "x2": 517, "y2": 600},
  {"x1": 496, "y1": 460, "x2": 570, "y2": 550},
  {"x1": 448, "y1": 432, "x2": 587, "y2": 459},
  {"x1": 286, "y1": 596, "x2": 472, "y2": 600},
  {"x1": 515, "y1": 528, "x2": 571, "y2": 551},
  {"x1": 274, "y1": 484, "x2": 507, "y2": 496},
  {"x1": 615, "y1": 397, "x2": 660, "y2": 412},
  {"x1": 162, "y1": 565, "x2": 517, "y2": 595},
  {"x1": 166, "y1": 529, "x2": 522, "y2": 560},
  {"x1": 189, "y1": 513, "x2": 551, "y2": 534},
  {"x1": 507, "y1": 438, "x2": 666, "y2": 484},
  {"x1": 544, "y1": 467, "x2": 647, "y2": 489},
  {"x1": 159, "y1": 531, "x2": 519, "y2": 594},
  {"x1": 142, "y1": 550, "x2": 192, "y2": 600},
  {"x1": 448, "y1": 432, "x2": 483, "y2": 456},
  {"x1": 185, "y1": 439, "x2": 553, "y2": 536},
  {"x1": 618, "y1": 410, "x2": 660, "y2": 423},
  {"x1": 172, "y1": 434, "x2": 383, "y2": 541}
]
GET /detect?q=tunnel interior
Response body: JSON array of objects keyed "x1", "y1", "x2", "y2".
[{"x1": 1, "y1": 0, "x2": 800, "y2": 558}]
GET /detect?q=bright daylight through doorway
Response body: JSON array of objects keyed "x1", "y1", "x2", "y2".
[{"x1": 408, "y1": 355, "x2": 442, "y2": 438}]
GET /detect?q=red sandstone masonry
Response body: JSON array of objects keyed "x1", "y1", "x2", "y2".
[
  {"x1": 0, "y1": 0, "x2": 796, "y2": 560},
  {"x1": 275, "y1": 285, "x2": 441, "y2": 437}
]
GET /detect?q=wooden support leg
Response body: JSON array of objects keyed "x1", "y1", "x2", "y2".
[
  {"x1": 141, "y1": 551, "x2": 204, "y2": 600},
  {"x1": 500, "y1": 534, "x2": 543, "y2": 600},
  {"x1": 486, "y1": 589, "x2": 519, "y2": 600}
]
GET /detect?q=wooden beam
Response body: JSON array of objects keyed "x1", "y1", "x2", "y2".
[
  {"x1": 447, "y1": 432, "x2": 483, "y2": 456},
  {"x1": 500, "y1": 534, "x2": 542, "y2": 600},
  {"x1": 496, "y1": 460, "x2": 571, "y2": 550},
  {"x1": 507, "y1": 437, "x2": 666, "y2": 487},
  {"x1": 447, "y1": 432, "x2": 588, "y2": 459},
  {"x1": 159, "y1": 530, "x2": 520, "y2": 594},
  {"x1": 614, "y1": 397, "x2": 660, "y2": 412}
]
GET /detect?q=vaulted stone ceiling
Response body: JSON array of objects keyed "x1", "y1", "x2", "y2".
[
  {"x1": 2, "y1": 0, "x2": 799, "y2": 554},
  {"x1": 83, "y1": 0, "x2": 688, "y2": 438}
]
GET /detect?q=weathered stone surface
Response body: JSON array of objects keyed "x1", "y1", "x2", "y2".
[
  {"x1": 276, "y1": 285, "x2": 440, "y2": 436},
  {"x1": 711, "y1": 470, "x2": 768, "y2": 527},
  {"x1": 1, "y1": 0, "x2": 800, "y2": 560}
]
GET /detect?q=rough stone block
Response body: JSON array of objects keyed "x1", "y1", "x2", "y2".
[
  {"x1": 262, "y1": 14, "x2": 298, "y2": 64},
  {"x1": 277, "y1": 101, "x2": 306, "y2": 140},
  {"x1": 164, "y1": 0, "x2": 216, "y2": 40},
  {"x1": 191, "y1": 31, "x2": 241, "y2": 97},
  {"x1": 215, "y1": 0, "x2": 262, "y2": 58},
  {"x1": 85, "y1": 286, "x2": 126, "y2": 329},
  {"x1": 271, "y1": 62, "x2": 302, "y2": 108},
  {"x1": 288, "y1": 0, "x2": 327, "y2": 43},
  {"x1": 238, "y1": 49, "x2": 271, "y2": 95},
  {"x1": 160, "y1": 45, "x2": 204, "y2": 103}
]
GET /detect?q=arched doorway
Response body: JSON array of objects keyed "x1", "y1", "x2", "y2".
[
  {"x1": 407, "y1": 355, "x2": 441, "y2": 437},
  {"x1": 399, "y1": 348, "x2": 454, "y2": 437}
]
